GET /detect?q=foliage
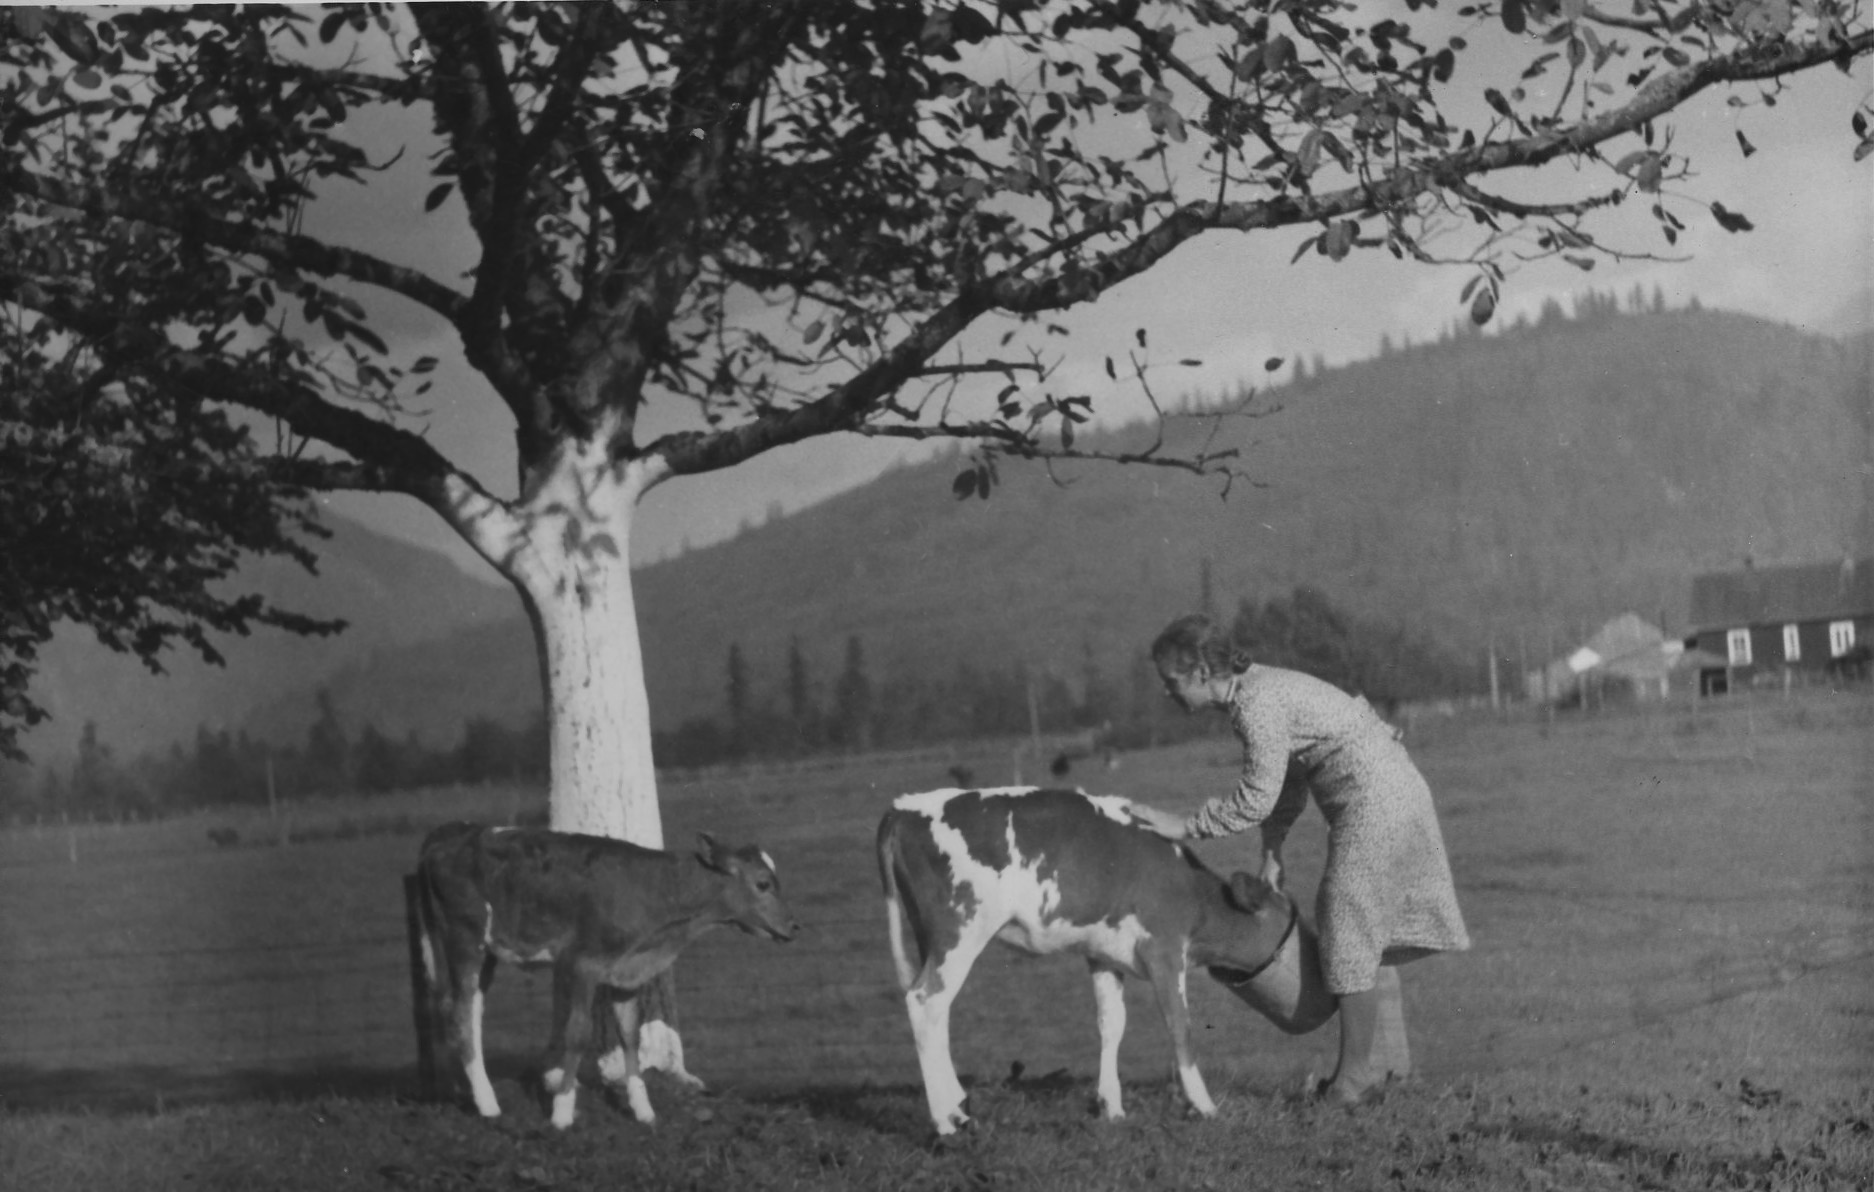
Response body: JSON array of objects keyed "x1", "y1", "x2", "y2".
[
  {"x1": 1233, "y1": 585, "x2": 1475, "y2": 705},
  {"x1": 0, "y1": 368, "x2": 340, "y2": 761},
  {"x1": 2, "y1": 0, "x2": 1868, "y2": 770}
]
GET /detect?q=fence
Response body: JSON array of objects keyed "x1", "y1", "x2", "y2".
[
  {"x1": 4, "y1": 693, "x2": 1867, "y2": 1111},
  {"x1": 3, "y1": 735, "x2": 1328, "y2": 1111}
]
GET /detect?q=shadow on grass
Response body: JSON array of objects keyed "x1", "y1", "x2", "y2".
[
  {"x1": 1485, "y1": 1100, "x2": 1871, "y2": 1190},
  {"x1": 0, "y1": 1061, "x2": 417, "y2": 1114},
  {"x1": 0, "y1": 1047, "x2": 556, "y2": 1116}
]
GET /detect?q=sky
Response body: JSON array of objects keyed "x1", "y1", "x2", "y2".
[{"x1": 295, "y1": 8, "x2": 1873, "y2": 583}]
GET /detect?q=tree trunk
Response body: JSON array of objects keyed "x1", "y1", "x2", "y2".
[{"x1": 496, "y1": 445, "x2": 698, "y2": 1085}]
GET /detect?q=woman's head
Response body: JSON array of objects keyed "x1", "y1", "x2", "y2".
[{"x1": 1151, "y1": 614, "x2": 1250, "y2": 707}]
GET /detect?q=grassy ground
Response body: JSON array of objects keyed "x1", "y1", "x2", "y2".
[{"x1": 1, "y1": 689, "x2": 1869, "y2": 1189}]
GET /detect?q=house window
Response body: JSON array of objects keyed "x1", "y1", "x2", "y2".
[
  {"x1": 1727, "y1": 628, "x2": 1752, "y2": 665},
  {"x1": 1829, "y1": 621, "x2": 1856, "y2": 657},
  {"x1": 1783, "y1": 624, "x2": 1801, "y2": 662}
]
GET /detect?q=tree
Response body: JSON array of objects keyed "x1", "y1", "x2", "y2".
[
  {"x1": 304, "y1": 687, "x2": 350, "y2": 793},
  {"x1": 784, "y1": 634, "x2": 817, "y2": 752},
  {"x1": 724, "y1": 642, "x2": 751, "y2": 753},
  {"x1": 4, "y1": 0, "x2": 1868, "y2": 1069},
  {"x1": 832, "y1": 635, "x2": 874, "y2": 752}
]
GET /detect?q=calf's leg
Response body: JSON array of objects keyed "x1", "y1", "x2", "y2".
[
  {"x1": 1088, "y1": 965, "x2": 1128, "y2": 1120},
  {"x1": 545, "y1": 963, "x2": 600, "y2": 1130},
  {"x1": 1140, "y1": 943, "x2": 1215, "y2": 1118},
  {"x1": 439, "y1": 935, "x2": 502, "y2": 1118},
  {"x1": 603, "y1": 992, "x2": 657, "y2": 1124},
  {"x1": 904, "y1": 919, "x2": 995, "y2": 1135}
]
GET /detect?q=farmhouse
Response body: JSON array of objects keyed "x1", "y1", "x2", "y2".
[
  {"x1": 1523, "y1": 613, "x2": 1708, "y2": 704},
  {"x1": 1686, "y1": 556, "x2": 1874, "y2": 694}
]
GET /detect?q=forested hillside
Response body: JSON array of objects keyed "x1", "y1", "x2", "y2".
[
  {"x1": 616, "y1": 299, "x2": 1869, "y2": 737},
  {"x1": 16, "y1": 298, "x2": 1870, "y2": 800}
]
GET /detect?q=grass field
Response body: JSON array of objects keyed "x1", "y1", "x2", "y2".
[{"x1": 2, "y1": 689, "x2": 1870, "y2": 1190}]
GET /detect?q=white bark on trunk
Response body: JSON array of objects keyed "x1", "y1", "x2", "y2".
[{"x1": 432, "y1": 440, "x2": 693, "y2": 1083}]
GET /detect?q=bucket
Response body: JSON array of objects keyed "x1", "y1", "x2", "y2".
[{"x1": 1207, "y1": 912, "x2": 1337, "y2": 1035}]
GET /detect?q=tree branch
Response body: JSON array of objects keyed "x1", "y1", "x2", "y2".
[
  {"x1": 1443, "y1": 177, "x2": 1625, "y2": 218},
  {"x1": 988, "y1": 28, "x2": 1874, "y2": 314},
  {"x1": 4, "y1": 273, "x2": 460, "y2": 494},
  {"x1": 4, "y1": 169, "x2": 469, "y2": 322}
]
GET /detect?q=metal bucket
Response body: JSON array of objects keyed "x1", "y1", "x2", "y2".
[{"x1": 1207, "y1": 911, "x2": 1337, "y2": 1035}]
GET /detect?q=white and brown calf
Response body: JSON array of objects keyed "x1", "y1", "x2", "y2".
[
  {"x1": 415, "y1": 822, "x2": 799, "y2": 1129},
  {"x1": 877, "y1": 786, "x2": 1313, "y2": 1135}
]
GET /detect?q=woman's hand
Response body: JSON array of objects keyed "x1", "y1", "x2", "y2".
[
  {"x1": 1127, "y1": 802, "x2": 1190, "y2": 841},
  {"x1": 1259, "y1": 848, "x2": 1285, "y2": 891}
]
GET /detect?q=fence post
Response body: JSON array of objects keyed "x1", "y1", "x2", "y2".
[{"x1": 402, "y1": 873, "x2": 439, "y2": 1100}]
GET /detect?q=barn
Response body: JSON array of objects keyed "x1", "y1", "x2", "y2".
[{"x1": 1686, "y1": 556, "x2": 1874, "y2": 694}]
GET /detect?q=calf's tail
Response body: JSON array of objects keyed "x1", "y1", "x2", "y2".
[{"x1": 875, "y1": 813, "x2": 920, "y2": 991}]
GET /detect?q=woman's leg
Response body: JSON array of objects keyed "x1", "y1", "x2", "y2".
[
  {"x1": 1372, "y1": 965, "x2": 1411, "y2": 1080},
  {"x1": 1325, "y1": 967, "x2": 1410, "y2": 1103},
  {"x1": 1324, "y1": 985, "x2": 1383, "y2": 1104}
]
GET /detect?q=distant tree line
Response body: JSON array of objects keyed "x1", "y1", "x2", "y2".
[
  {"x1": 0, "y1": 689, "x2": 551, "y2": 821},
  {"x1": 0, "y1": 585, "x2": 1475, "y2": 818},
  {"x1": 660, "y1": 584, "x2": 1476, "y2": 768}
]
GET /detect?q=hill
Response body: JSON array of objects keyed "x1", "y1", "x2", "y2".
[
  {"x1": 14, "y1": 514, "x2": 518, "y2": 768},
  {"x1": 18, "y1": 301, "x2": 1871, "y2": 770},
  {"x1": 258, "y1": 302, "x2": 1871, "y2": 748}
]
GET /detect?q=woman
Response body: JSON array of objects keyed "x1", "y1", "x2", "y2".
[{"x1": 1129, "y1": 613, "x2": 1469, "y2": 1105}]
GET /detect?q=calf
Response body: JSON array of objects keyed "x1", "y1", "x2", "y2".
[
  {"x1": 878, "y1": 786, "x2": 1308, "y2": 1135},
  {"x1": 415, "y1": 822, "x2": 799, "y2": 1129}
]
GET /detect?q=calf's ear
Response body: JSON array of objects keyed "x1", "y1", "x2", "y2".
[
  {"x1": 695, "y1": 832, "x2": 728, "y2": 871},
  {"x1": 1226, "y1": 871, "x2": 1270, "y2": 912}
]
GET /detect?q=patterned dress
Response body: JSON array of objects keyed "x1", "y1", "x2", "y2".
[{"x1": 1184, "y1": 664, "x2": 1470, "y2": 995}]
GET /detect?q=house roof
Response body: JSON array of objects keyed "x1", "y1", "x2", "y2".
[
  {"x1": 1525, "y1": 614, "x2": 1670, "y2": 693},
  {"x1": 1689, "y1": 557, "x2": 1874, "y2": 630}
]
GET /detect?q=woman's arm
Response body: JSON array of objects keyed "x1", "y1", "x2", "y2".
[
  {"x1": 1126, "y1": 802, "x2": 1191, "y2": 841},
  {"x1": 1186, "y1": 695, "x2": 1290, "y2": 839},
  {"x1": 1256, "y1": 770, "x2": 1310, "y2": 887}
]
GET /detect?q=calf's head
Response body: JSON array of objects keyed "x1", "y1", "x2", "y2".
[
  {"x1": 1199, "y1": 871, "x2": 1299, "y2": 976},
  {"x1": 1206, "y1": 871, "x2": 1336, "y2": 1035},
  {"x1": 697, "y1": 833, "x2": 801, "y2": 942}
]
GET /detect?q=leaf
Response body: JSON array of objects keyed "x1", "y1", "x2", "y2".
[
  {"x1": 1710, "y1": 202, "x2": 1755, "y2": 233},
  {"x1": 1564, "y1": 254, "x2": 1595, "y2": 270},
  {"x1": 1469, "y1": 285, "x2": 1497, "y2": 325},
  {"x1": 1320, "y1": 220, "x2": 1356, "y2": 261},
  {"x1": 1265, "y1": 35, "x2": 1294, "y2": 74},
  {"x1": 1263, "y1": 357, "x2": 1284, "y2": 372},
  {"x1": 1180, "y1": 359, "x2": 1204, "y2": 367},
  {"x1": 1734, "y1": 129, "x2": 1756, "y2": 158},
  {"x1": 1501, "y1": 0, "x2": 1526, "y2": 35},
  {"x1": 1295, "y1": 128, "x2": 1323, "y2": 177},
  {"x1": 952, "y1": 470, "x2": 978, "y2": 500},
  {"x1": 423, "y1": 183, "x2": 454, "y2": 212},
  {"x1": 802, "y1": 319, "x2": 825, "y2": 345},
  {"x1": 1857, "y1": 139, "x2": 1874, "y2": 164},
  {"x1": 73, "y1": 67, "x2": 102, "y2": 91},
  {"x1": 319, "y1": 11, "x2": 347, "y2": 44},
  {"x1": 1103, "y1": 356, "x2": 1115, "y2": 380}
]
